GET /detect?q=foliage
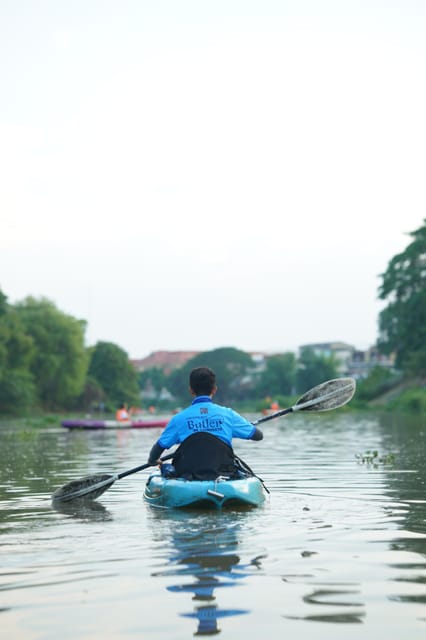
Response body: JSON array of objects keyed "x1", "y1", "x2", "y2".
[
  {"x1": 88, "y1": 341, "x2": 140, "y2": 408},
  {"x1": 0, "y1": 369, "x2": 36, "y2": 414},
  {"x1": 167, "y1": 347, "x2": 254, "y2": 405},
  {"x1": 0, "y1": 293, "x2": 36, "y2": 413},
  {"x1": 78, "y1": 375, "x2": 107, "y2": 411},
  {"x1": 404, "y1": 350, "x2": 426, "y2": 379},
  {"x1": 15, "y1": 297, "x2": 88, "y2": 410},
  {"x1": 296, "y1": 347, "x2": 339, "y2": 393},
  {"x1": 0, "y1": 289, "x2": 139, "y2": 415},
  {"x1": 138, "y1": 367, "x2": 167, "y2": 394},
  {"x1": 386, "y1": 387, "x2": 426, "y2": 414},
  {"x1": 254, "y1": 394, "x2": 295, "y2": 413},
  {"x1": 378, "y1": 219, "x2": 426, "y2": 375},
  {"x1": 355, "y1": 366, "x2": 401, "y2": 402},
  {"x1": 0, "y1": 289, "x2": 8, "y2": 316},
  {"x1": 355, "y1": 450, "x2": 396, "y2": 466},
  {"x1": 257, "y1": 352, "x2": 297, "y2": 397}
]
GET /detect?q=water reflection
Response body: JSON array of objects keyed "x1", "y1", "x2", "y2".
[
  {"x1": 149, "y1": 510, "x2": 263, "y2": 635},
  {"x1": 51, "y1": 499, "x2": 113, "y2": 522},
  {"x1": 295, "y1": 587, "x2": 365, "y2": 624},
  {"x1": 280, "y1": 571, "x2": 366, "y2": 624},
  {"x1": 170, "y1": 551, "x2": 247, "y2": 636},
  {"x1": 286, "y1": 612, "x2": 365, "y2": 624}
]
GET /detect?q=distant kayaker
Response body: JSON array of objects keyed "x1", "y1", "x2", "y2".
[
  {"x1": 116, "y1": 403, "x2": 130, "y2": 422},
  {"x1": 147, "y1": 366, "x2": 263, "y2": 479}
]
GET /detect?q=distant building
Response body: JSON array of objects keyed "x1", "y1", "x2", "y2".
[
  {"x1": 298, "y1": 341, "x2": 396, "y2": 378},
  {"x1": 299, "y1": 341, "x2": 355, "y2": 375},
  {"x1": 131, "y1": 344, "x2": 395, "y2": 385},
  {"x1": 131, "y1": 349, "x2": 270, "y2": 375},
  {"x1": 347, "y1": 346, "x2": 396, "y2": 378},
  {"x1": 131, "y1": 350, "x2": 200, "y2": 375},
  {"x1": 248, "y1": 352, "x2": 268, "y2": 372}
]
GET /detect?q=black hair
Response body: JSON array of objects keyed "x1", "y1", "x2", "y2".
[{"x1": 189, "y1": 367, "x2": 216, "y2": 396}]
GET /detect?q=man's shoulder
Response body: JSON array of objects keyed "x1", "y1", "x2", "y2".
[{"x1": 211, "y1": 403, "x2": 237, "y2": 418}]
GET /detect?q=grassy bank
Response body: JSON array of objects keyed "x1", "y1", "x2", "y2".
[{"x1": 351, "y1": 377, "x2": 426, "y2": 414}]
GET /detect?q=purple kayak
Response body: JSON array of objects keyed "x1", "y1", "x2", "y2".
[{"x1": 61, "y1": 418, "x2": 168, "y2": 430}]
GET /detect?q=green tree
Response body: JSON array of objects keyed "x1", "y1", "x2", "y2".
[
  {"x1": 0, "y1": 290, "x2": 36, "y2": 413},
  {"x1": 378, "y1": 219, "x2": 426, "y2": 375},
  {"x1": 257, "y1": 352, "x2": 297, "y2": 397},
  {"x1": 167, "y1": 347, "x2": 254, "y2": 405},
  {"x1": 355, "y1": 366, "x2": 399, "y2": 403},
  {"x1": 138, "y1": 367, "x2": 167, "y2": 394},
  {"x1": 88, "y1": 341, "x2": 140, "y2": 408},
  {"x1": 15, "y1": 296, "x2": 88, "y2": 409},
  {"x1": 78, "y1": 375, "x2": 107, "y2": 412},
  {"x1": 0, "y1": 289, "x2": 7, "y2": 316},
  {"x1": 296, "y1": 347, "x2": 338, "y2": 393}
]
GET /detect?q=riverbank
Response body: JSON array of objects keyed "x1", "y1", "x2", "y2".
[{"x1": 362, "y1": 377, "x2": 426, "y2": 414}]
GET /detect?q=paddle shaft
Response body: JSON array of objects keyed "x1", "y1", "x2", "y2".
[
  {"x1": 253, "y1": 406, "x2": 293, "y2": 426},
  {"x1": 117, "y1": 453, "x2": 174, "y2": 480}
]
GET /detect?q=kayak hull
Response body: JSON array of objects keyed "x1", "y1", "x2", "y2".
[
  {"x1": 143, "y1": 472, "x2": 266, "y2": 509},
  {"x1": 61, "y1": 419, "x2": 168, "y2": 430}
]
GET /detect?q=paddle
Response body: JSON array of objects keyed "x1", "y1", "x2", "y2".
[
  {"x1": 52, "y1": 377, "x2": 355, "y2": 504},
  {"x1": 51, "y1": 453, "x2": 174, "y2": 504},
  {"x1": 252, "y1": 377, "x2": 356, "y2": 426}
]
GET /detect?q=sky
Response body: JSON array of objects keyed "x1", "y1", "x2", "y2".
[{"x1": 1, "y1": 1, "x2": 425, "y2": 359}]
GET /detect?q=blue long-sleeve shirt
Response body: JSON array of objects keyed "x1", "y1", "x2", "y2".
[{"x1": 158, "y1": 396, "x2": 257, "y2": 449}]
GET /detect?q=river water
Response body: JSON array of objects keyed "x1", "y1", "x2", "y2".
[{"x1": 1, "y1": 411, "x2": 426, "y2": 639}]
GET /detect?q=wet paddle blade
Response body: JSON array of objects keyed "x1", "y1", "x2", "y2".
[
  {"x1": 295, "y1": 377, "x2": 356, "y2": 412},
  {"x1": 51, "y1": 473, "x2": 116, "y2": 503}
]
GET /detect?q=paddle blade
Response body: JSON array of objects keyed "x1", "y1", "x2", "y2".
[
  {"x1": 295, "y1": 377, "x2": 356, "y2": 412},
  {"x1": 51, "y1": 473, "x2": 116, "y2": 503}
]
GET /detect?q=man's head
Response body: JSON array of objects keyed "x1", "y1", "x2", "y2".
[{"x1": 189, "y1": 367, "x2": 217, "y2": 397}]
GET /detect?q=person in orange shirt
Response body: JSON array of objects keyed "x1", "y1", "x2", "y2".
[{"x1": 116, "y1": 403, "x2": 130, "y2": 422}]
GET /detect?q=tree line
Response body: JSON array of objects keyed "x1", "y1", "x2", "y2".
[
  {"x1": 0, "y1": 290, "x2": 337, "y2": 415},
  {"x1": 0, "y1": 294, "x2": 140, "y2": 415},
  {"x1": 1, "y1": 219, "x2": 424, "y2": 416}
]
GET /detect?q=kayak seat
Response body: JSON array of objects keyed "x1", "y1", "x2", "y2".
[{"x1": 171, "y1": 432, "x2": 241, "y2": 481}]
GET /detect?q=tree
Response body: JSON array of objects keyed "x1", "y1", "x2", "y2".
[
  {"x1": 138, "y1": 367, "x2": 167, "y2": 395},
  {"x1": 15, "y1": 297, "x2": 88, "y2": 409},
  {"x1": 0, "y1": 290, "x2": 36, "y2": 413},
  {"x1": 257, "y1": 352, "x2": 297, "y2": 397},
  {"x1": 296, "y1": 347, "x2": 338, "y2": 393},
  {"x1": 0, "y1": 289, "x2": 7, "y2": 316},
  {"x1": 167, "y1": 347, "x2": 254, "y2": 405},
  {"x1": 378, "y1": 219, "x2": 426, "y2": 375},
  {"x1": 78, "y1": 375, "x2": 107, "y2": 412},
  {"x1": 355, "y1": 366, "x2": 399, "y2": 403},
  {"x1": 88, "y1": 341, "x2": 140, "y2": 408}
]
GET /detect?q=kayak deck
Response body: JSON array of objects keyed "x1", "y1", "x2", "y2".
[{"x1": 143, "y1": 471, "x2": 266, "y2": 510}]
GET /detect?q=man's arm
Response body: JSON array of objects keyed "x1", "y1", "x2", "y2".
[{"x1": 148, "y1": 441, "x2": 165, "y2": 464}]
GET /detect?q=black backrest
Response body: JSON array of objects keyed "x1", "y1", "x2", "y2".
[{"x1": 172, "y1": 432, "x2": 236, "y2": 480}]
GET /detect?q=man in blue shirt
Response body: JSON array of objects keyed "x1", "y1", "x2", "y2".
[{"x1": 148, "y1": 366, "x2": 263, "y2": 479}]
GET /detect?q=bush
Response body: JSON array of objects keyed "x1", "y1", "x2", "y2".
[
  {"x1": 355, "y1": 366, "x2": 401, "y2": 402},
  {"x1": 387, "y1": 388, "x2": 426, "y2": 414}
]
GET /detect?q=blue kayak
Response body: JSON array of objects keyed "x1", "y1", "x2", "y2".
[{"x1": 143, "y1": 471, "x2": 267, "y2": 509}]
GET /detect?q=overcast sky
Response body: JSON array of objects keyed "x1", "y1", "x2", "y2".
[{"x1": 1, "y1": 1, "x2": 425, "y2": 358}]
